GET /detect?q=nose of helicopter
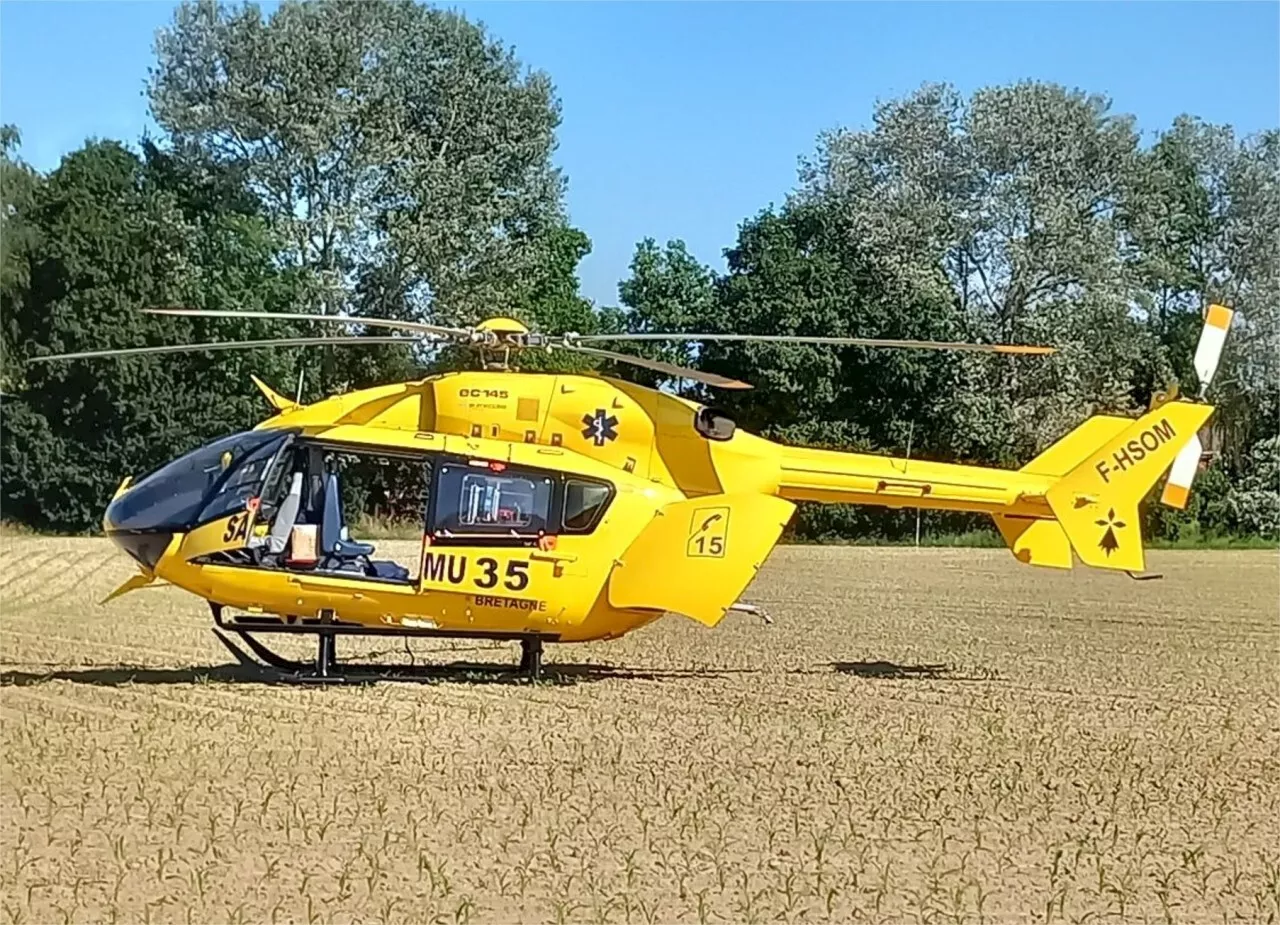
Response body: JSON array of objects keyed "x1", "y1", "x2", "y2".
[
  {"x1": 105, "y1": 526, "x2": 175, "y2": 571},
  {"x1": 99, "y1": 439, "x2": 218, "y2": 570},
  {"x1": 100, "y1": 427, "x2": 290, "y2": 571},
  {"x1": 103, "y1": 491, "x2": 175, "y2": 570}
]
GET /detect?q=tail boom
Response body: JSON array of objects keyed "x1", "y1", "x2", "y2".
[
  {"x1": 778, "y1": 447, "x2": 1055, "y2": 517},
  {"x1": 774, "y1": 398, "x2": 1214, "y2": 572}
]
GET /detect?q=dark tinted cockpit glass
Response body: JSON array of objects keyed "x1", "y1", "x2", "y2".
[
  {"x1": 198, "y1": 435, "x2": 293, "y2": 522},
  {"x1": 106, "y1": 430, "x2": 287, "y2": 532}
]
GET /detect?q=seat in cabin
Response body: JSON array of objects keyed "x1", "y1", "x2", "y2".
[
  {"x1": 266, "y1": 472, "x2": 304, "y2": 554},
  {"x1": 318, "y1": 472, "x2": 410, "y2": 582}
]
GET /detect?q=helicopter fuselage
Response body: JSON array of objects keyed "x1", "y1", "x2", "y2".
[{"x1": 101, "y1": 367, "x2": 1215, "y2": 648}]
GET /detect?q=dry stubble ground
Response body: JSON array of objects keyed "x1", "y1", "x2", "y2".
[{"x1": 0, "y1": 537, "x2": 1277, "y2": 924}]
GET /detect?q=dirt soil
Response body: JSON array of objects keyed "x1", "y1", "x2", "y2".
[{"x1": 1, "y1": 537, "x2": 1277, "y2": 923}]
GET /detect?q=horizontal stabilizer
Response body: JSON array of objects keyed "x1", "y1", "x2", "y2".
[{"x1": 992, "y1": 515, "x2": 1073, "y2": 569}]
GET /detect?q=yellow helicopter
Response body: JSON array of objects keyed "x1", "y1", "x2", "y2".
[{"x1": 32, "y1": 303, "x2": 1234, "y2": 682}]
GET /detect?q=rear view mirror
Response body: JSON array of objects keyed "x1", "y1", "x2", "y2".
[{"x1": 694, "y1": 407, "x2": 736, "y2": 441}]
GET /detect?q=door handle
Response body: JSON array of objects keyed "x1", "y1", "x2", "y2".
[{"x1": 530, "y1": 550, "x2": 578, "y2": 563}]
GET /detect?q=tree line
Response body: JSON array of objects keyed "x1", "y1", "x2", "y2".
[{"x1": 2, "y1": 0, "x2": 1276, "y2": 542}]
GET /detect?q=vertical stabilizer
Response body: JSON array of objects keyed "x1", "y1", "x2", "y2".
[{"x1": 1044, "y1": 400, "x2": 1215, "y2": 571}]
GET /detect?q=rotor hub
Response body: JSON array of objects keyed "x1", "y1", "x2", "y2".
[{"x1": 474, "y1": 317, "x2": 530, "y2": 347}]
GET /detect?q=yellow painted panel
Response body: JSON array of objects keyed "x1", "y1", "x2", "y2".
[
  {"x1": 180, "y1": 509, "x2": 259, "y2": 560},
  {"x1": 1019, "y1": 416, "x2": 1131, "y2": 477},
  {"x1": 778, "y1": 444, "x2": 1050, "y2": 514},
  {"x1": 543, "y1": 375, "x2": 652, "y2": 477},
  {"x1": 432, "y1": 373, "x2": 556, "y2": 445},
  {"x1": 1045, "y1": 400, "x2": 1215, "y2": 572},
  {"x1": 992, "y1": 515, "x2": 1073, "y2": 569},
  {"x1": 608, "y1": 493, "x2": 795, "y2": 626}
]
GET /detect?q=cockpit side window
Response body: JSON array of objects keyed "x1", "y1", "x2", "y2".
[
  {"x1": 562, "y1": 478, "x2": 614, "y2": 533},
  {"x1": 198, "y1": 433, "x2": 294, "y2": 523}
]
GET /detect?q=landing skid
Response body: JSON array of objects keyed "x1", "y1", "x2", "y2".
[{"x1": 209, "y1": 604, "x2": 552, "y2": 685}]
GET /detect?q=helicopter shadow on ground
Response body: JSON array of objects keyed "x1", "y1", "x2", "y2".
[
  {"x1": 0, "y1": 660, "x2": 762, "y2": 689},
  {"x1": 827, "y1": 660, "x2": 1000, "y2": 682},
  {"x1": 1, "y1": 659, "x2": 1000, "y2": 688}
]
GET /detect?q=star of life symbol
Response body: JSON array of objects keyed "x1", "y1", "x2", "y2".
[{"x1": 581, "y1": 408, "x2": 619, "y2": 446}]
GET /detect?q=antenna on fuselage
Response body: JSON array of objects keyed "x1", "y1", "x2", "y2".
[{"x1": 295, "y1": 367, "x2": 305, "y2": 404}]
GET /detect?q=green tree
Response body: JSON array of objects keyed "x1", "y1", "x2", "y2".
[
  {"x1": 608, "y1": 81, "x2": 1276, "y2": 542},
  {"x1": 1118, "y1": 118, "x2": 1278, "y2": 543},
  {"x1": 0, "y1": 140, "x2": 344, "y2": 531},
  {"x1": 507, "y1": 224, "x2": 610, "y2": 371},
  {"x1": 710, "y1": 203, "x2": 978, "y2": 540},
  {"x1": 420, "y1": 222, "x2": 613, "y2": 375},
  {"x1": 609, "y1": 238, "x2": 718, "y2": 388},
  {"x1": 1214, "y1": 130, "x2": 1280, "y2": 469},
  {"x1": 148, "y1": 0, "x2": 567, "y2": 333},
  {"x1": 798, "y1": 81, "x2": 1150, "y2": 463},
  {"x1": 1122, "y1": 119, "x2": 1279, "y2": 460},
  {"x1": 1228, "y1": 435, "x2": 1280, "y2": 539},
  {"x1": 0, "y1": 126, "x2": 42, "y2": 392},
  {"x1": 709, "y1": 204, "x2": 966, "y2": 455}
]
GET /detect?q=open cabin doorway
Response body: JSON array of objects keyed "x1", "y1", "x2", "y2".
[{"x1": 199, "y1": 440, "x2": 432, "y2": 585}]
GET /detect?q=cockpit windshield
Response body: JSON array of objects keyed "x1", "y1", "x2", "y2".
[{"x1": 106, "y1": 429, "x2": 292, "y2": 533}]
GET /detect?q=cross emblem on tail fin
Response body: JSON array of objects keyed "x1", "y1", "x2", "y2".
[{"x1": 1095, "y1": 508, "x2": 1126, "y2": 557}]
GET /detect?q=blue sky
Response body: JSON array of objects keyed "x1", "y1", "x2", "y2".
[{"x1": 2, "y1": 1, "x2": 1277, "y2": 308}]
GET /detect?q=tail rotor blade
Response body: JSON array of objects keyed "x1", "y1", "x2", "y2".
[
  {"x1": 1160, "y1": 434, "x2": 1203, "y2": 510},
  {"x1": 1193, "y1": 304, "x2": 1234, "y2": 398},
  {"x1": 1159, "y1": 303, "x2": 1234, "y2": 509}
]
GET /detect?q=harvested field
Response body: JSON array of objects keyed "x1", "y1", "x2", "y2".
[{"x1": 1, "y1": 536, "x2": 1277, "y2": 923}]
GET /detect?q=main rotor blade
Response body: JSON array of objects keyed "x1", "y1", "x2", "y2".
[
  {"x1": 572, "y1": 332, "x2": 1056, "y2": 356},
  {"x1": 560, "y1": 342, "x2": 753, "y2": 389},
  {"x1": 144, "y1": 307, "x2": 471, "y2": 340},
  {"x1": 28, "y1": 335, "x2": 415, "y2": 362}
]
